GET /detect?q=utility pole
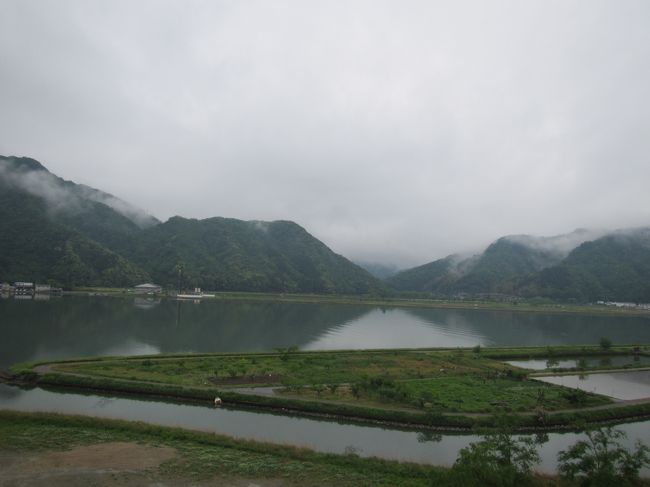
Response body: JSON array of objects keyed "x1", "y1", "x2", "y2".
[{"x1": 176, "y1": 263, "x2": 184, "y2": 295}]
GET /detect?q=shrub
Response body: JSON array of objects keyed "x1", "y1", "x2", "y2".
[
  {"x1": 448, "y1": 429, "x2": 543, "y2": 486},
  {"x1": 599, "y1": 337, "x2": 613, "y2": 351},
  {"x1": 558, "y1": 426, "x2": 650, "y2": 486}
]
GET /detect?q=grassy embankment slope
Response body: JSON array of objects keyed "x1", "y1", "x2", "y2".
[
  {"x1": 0, "y1": 410, "x2": 440, "y2": 486},
  {"x1": 14, "y1": 345, "x2": 650, "y2": 430}
]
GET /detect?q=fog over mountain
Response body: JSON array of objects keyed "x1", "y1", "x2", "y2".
[
  {"x1": 502, "y1": 229, "x2": 610, "y2": 260},
  {"x1": 1, "y1": 155, "x2": 383, "y2": 294},
  {"x1": 2, "y1": 1, "x2": 650, "y2": 267},
  {"x1": 0, "y1": 156, "x2": 158, "y2": 228}
]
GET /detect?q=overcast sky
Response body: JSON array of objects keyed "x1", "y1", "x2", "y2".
[{"x1": 1, "y1": 1, "x2": 650, "y2": 268}]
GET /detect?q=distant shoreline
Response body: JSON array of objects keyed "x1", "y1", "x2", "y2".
[{"x1": 60, "y1": 287, "x2": 650, "y2": 317}]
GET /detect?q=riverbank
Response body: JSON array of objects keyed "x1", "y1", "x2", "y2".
[
  {"x1": 64, "y1": 287, "x2": 650, "y2": 317},
  {"x1": 10, "y1": 345, "x2": 650, "y2": 431},
  {"x1": 0, "y1": 410, "x2": 442, "y2": 486}
]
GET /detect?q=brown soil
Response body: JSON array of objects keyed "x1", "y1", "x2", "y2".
[{"x1": 0, "y1": 442, "x2": 288, "y2": 487}]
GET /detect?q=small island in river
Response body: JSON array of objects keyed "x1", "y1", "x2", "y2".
[{"x1": 9, "y1": 344, "x2": 650, "y2": 431}]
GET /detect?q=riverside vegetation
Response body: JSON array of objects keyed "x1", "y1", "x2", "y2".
[
  {"x1": 1, "y1": 411, "x2": 648, "y2": 486},
  {"x1": 13, "y1": 344, "x2": 650, "y2": 430}
]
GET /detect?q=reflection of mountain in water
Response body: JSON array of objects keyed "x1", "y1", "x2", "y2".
[
  {"x1": 0, "y1": 297, "x2": 371, "y2": 366},
  {"x1": 303, "y1": 308, "x2": 485, "y2": 350},
  {"x1": 403, "y1": 308, "x2": 650, "y2": 347},
  {"x1": 156, "y1": 300, "x2": 372, "y2": 352},
  {"x1": 3, "y1": 297, "x2": 650, "y2": 368}
]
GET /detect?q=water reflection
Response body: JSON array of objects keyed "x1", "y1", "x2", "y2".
[
  {"x1": 303, "y1": 308, "x2": 485, "y2": 350},
  {"x1": 0, "y1": 384, "x2": 648, "y2": 474},
  {"x1": 506, "y1": 356, "x2": 650, "y2": 371},
  {"x1": 133, "y1": 297, "x2": 161, "y2": 310},
  {"x1": 100, "y1": 340, "x2": 160, "y2": 357},
  {"x1": 535, "y1": 370, "x2": 650, "y2": 400},
  {"x1": 2, "y1": 296, "x2": 650, "y2": 368}
]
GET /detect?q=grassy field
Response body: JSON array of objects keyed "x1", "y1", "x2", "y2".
[
  {"x1": 0, "y1": 410, "x2": 440, "y2": 486},
  {"x1": 11, "y1": 345, "x2": 650, "y2": 429},
  {"x1": 43, "y1": 346, "x2": 630, "y2": 415}
]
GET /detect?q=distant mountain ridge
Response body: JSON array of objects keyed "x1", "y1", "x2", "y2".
[
  {"x1": 0, "y1": 155, "x2": 383, "y2": 294},
  {"x1": 387, "y1": 228, "x2": 650, "y2": 302},
  {"x1": 4, "y1": 154, "x2": 648, "y2": 301},
  {"x1": 354, "y1": 261, "x2": 401, "y2": 279},
  {"x1": 0, "y1": 156, "x2": 159, "y2": 230},
  {"x1": 0, "y1": 156, "x2": 152, "y2": 287},
  {"x1": 120, "y1": 216, "x2": 383, "y2": 293}
]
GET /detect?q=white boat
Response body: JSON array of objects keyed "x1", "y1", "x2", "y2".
[{"x1": 175, "y1": 287, "x2": 215, "y2": 299}]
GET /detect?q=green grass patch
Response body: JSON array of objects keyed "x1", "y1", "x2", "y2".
[
  {"x1": 0, "y1": 410, "x2": 439, "y2": 486},
  {"x1": 48, "y1": 348, "x2": 619, "y2": 415},
  {"x1": 14, "y1": 345, "x2": 650, "y2": 430},
  {"x1": 396, "y1": 377, "x2": 609, "y2": 412},
  {"x1": 53, "y1": 349, "x2": 511, "y2": 388}
]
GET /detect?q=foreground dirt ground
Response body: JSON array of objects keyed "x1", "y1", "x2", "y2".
[{"x1": 0, "y1": 442, "x2": 285, "y2": 487}]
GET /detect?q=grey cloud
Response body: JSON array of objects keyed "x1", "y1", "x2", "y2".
[
  {"x1": 504, "y1": 229, "x2": 611, "y2": 259},
  {"x1": 0, "y1": 161, "x2": 79, "y2": 213},
  {"x1": 75, "y1": 184, "x2": 159, "y2": 228},
  {"x1": 0, "y1": 159, "x2": 157, "y2": 227},
  {"x1": 1, "y1": 0, "x2": 650, "y2": 268}
]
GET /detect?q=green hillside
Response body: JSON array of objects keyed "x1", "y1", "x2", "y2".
[
  {"x1": 6, "y1": 154, "x2": 648, "y2": 300},
  {"x1": 0, "y1": 184, "x2": 149, "y2": 287},
  {"x1": 387, "y1": 237, "x2": 560, "y2": 295},
  {"x1": 1, "y1": 155, "x2": 383, "y2": 294},
  {"x1": 519, "y1": 229, "x2": 650, "y2": 302},
  {"x1": 453, "y1": 238, "x2": 562, "y2": 294},
  {"x1": 124, "y1": 216, "x2": 384, "y2": 294},
  {"x1": 386, "y1": 255, "x2": 458, "y2": 293},
  {"x1": 0, "y1": 156, "x2": 157, "y2": 250},
  {"x1": 388, "y1": 230, "x2": 650, "y2": 302}
]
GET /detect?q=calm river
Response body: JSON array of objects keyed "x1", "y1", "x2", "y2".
[
  {"x1": 2, "y1": 295, "x2": 650, "y2": 473},
  {"x1": 2, "y1": 295, "x2": 650, "y2": 367}
]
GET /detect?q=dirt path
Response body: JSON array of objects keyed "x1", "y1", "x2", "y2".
[
  {"x1": 0, "y1": 442, "x2": 176, "y2": 487},
  {"x1": 0, "y1": 442, "x2": 286, "y2": 487}
]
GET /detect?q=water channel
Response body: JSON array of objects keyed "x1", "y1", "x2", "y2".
[
  {"x1": 2, "y1": 296, "x2": 650, "y2": 473},
  {"x1": 1, "y1": 384, "x2": 649, "y2": 474}
]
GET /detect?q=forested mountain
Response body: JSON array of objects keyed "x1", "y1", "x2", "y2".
[
  {"x1": 386, "y1": 255, "x2": 466, "y2": 294},
  {"x1": 355, "y1": 261, "x2": 400, "y2": 279},
  {"x1": 0, "y1": 155, "x2": 383, "y2": 294},
  {"x1": 5, "y1": 154, "x2": 648, "y2": 300},
  {"x1": 386, "y1": 235, "x2": 564, "y2": 295},
  {"x1": 388, "y1": 229, "x2": 650, "y2": 302},
  {"x1": 450, "y1": 237, "x2": 564, "y2": 294},
  {"x1": 518, "y1": 229, "x2": 650, "y2": 302},
  {"x1": 121, "y1": 217, "x2": 383, "y2": 294},
  {"x1": 0, "y1": 156, "x2": 158, "y2": 251},
  {"x1": 0, "y1": 180, "x2": 150, "y2": 287}
]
